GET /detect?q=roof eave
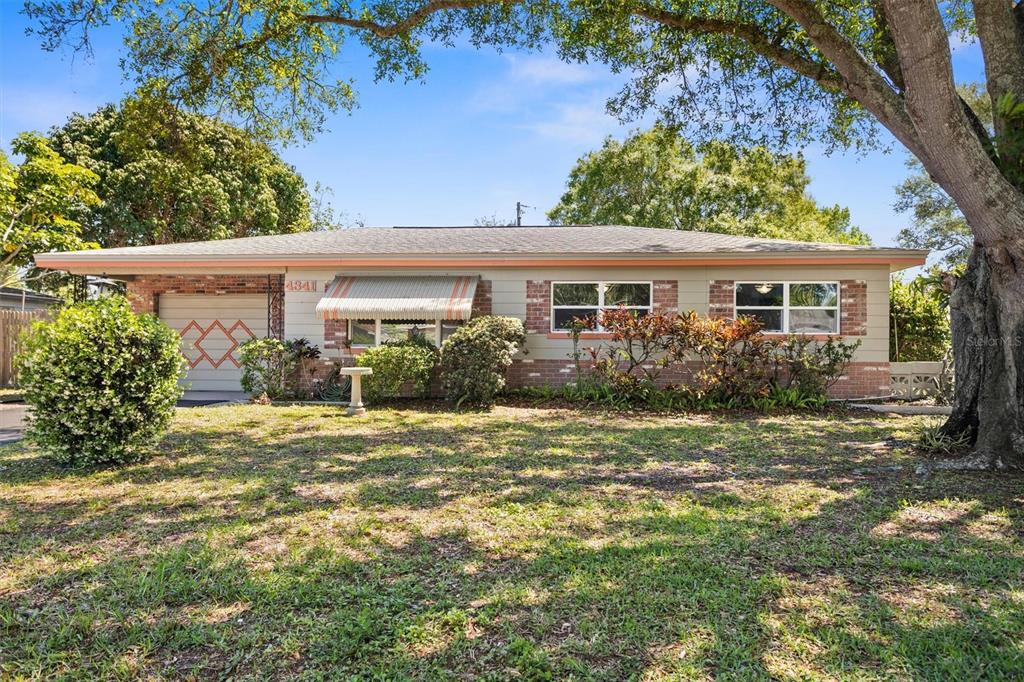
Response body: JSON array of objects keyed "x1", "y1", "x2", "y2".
[{"x1": 35, "y1": 249, "x2": 928, "y2": 274}]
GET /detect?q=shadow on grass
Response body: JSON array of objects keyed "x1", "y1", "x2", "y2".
[{"x1": 1, "y1": 406, "x2": 1022, "y2": 678}]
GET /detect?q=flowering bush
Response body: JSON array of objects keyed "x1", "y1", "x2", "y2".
[
  {"x1": 440, "y1": 316, "x2": 526, "y2": 406},
  {"x1": 16, "y1": 295, "x2": 184, "y2": 466},
  {"x1": 356, "y1": 335, "x2": 438, "y2": 401}
]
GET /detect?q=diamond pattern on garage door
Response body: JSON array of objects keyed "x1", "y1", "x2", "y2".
[{"x1": 178, "y1": 319, "x2": 256, "y2": 369}]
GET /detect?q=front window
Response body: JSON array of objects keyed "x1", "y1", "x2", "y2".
[
  {"x1": 734, "y1": 282, "x2": 839, "y2": 333},
  {"x1": 380, "y1": 320, "x2": 431, "y2": 344},
  {"x1": 551, "y1": 281, "x2": 653, "y2": 331},
  {"x1": 348, "y1": 319, "x2": 463, "y2": 347}
]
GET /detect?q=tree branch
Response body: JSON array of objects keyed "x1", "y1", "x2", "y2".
[
  {"x1": 883, "y1": 0, "x2": 1024, "y2": 245},
  {"x1": 869, "y1": 0, "x2": 903, "y2": 91},
  {"x1": 631, "y1": 6, "x2": 844, "y2": 92},
  {"x1": 303, "y1": 0, "x2": 518, "y2": 39},
  {"x1": 975, "y1": 0, "x2": 1024, "y2": 135},
  {"x1": 765, "y1": 0, "x2": 922, "y2": 157}
]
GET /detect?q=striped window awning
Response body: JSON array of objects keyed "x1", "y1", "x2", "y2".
[{"x1": 316, "y1": 276, "x2": 479, "y2": 320}]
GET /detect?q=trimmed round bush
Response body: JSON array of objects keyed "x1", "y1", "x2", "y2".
[
  {"x1": 440, "y1": 316, "x2": 526, "y2": 406},
  {"x1": 356, "y1": 334, "x2": 438, "y2": 401},
  {"x1": 16, "y1": 295, "x2": 185, "y2": 466}
]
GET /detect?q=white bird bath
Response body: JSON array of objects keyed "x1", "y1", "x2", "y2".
[{"x1": 338, "y1": 366, "x2": 373, "y2": 416}]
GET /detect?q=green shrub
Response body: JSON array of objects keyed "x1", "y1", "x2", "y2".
[
  {"x1": 356, "y1": 335, "x2": 438, "y2": 401},
  {"x1": 890, "y1": 276, "x2": 950, "y2": 361},
  {"x1": 774, "y1": 335, "x2": 860, "y2": 397},
  {"x1": 440, "y1": 316, "x2": 526, "y2": 406},
  {"x1": 563, "y1": 310, "x2": 860, "y2": 411},
  {"x1": 16, "y1": 295, "x2": 184, "y2": 466},
  {"x1": 238, "y1": 337, "x2": 289, "y2": 398}
]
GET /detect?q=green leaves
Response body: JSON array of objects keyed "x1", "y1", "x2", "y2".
[
  {"x1": 15, "y1": 295, "x2": 185, "y2": 466},
  {"x1": 439, "y1": 315, "x2": 526, "y2": 406},
  {"x1": 356, "y1": 339, "x2": 439, "y2": 400},
  {"x1": 46, "y1": 97, "x2": 317, "y2": 248},
  {"x1": 1, "y1": 133, "x2": 100, "y2": 272},
  {"x1": 548, "y1": 126, "x2": 870, "y2": 244},
  {"x1": 889, "y1": 277, "x2": 950, "y2": 362}
]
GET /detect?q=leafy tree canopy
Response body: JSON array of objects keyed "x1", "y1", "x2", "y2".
[
  {"x1": 549, "y1": 127, "x2": 869, "y2": 244},
  {"x1": 0, "y1": 133, "x2": 100, "y2": 286},
  {"x1": 18, "y1": 1, "x2": 882, "y2": 149},
  {"x1": 46, "y1": 97, "x2": 316, "y2": 248}
]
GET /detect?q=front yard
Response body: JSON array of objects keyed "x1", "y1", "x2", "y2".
[{"x1": 1, "y1": 405, "x2": 1022, "y2": 680}]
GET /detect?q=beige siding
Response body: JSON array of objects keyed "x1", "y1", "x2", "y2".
[
  {"x1": 283, "y1": 269, "x2": 337, "y2": 351},
  {"x1": 282, "y1": 264, "x2": 891, "y2": 363}
]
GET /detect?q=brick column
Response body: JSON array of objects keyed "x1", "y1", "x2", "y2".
[
  {"x1": 653, "y1": 280, "x2": 678, "y2": 315},
  {"x1": 324, "y1": 319, "x2": 348, "y2": 350},
  {"x1": 472, "y1": 280, "x2": 493, "y2": 317},
  {"x1": 708, "y1": 280, "x2": 734, "y2": 319},
  {"x1": 526, "y1": 280, "x2": 551, "y2": 334},
  {"x1": 839, "y1": 280, "x2": 867, "y2": 336}
]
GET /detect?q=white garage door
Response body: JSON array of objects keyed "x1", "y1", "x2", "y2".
[{"x1": 159, "y1": 294, "x2": 269, "y2": 392}]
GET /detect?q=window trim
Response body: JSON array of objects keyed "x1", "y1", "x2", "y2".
[
  {"x1": 348, "y1": 319, "x2": 451, "y2": 347},
  {"x1": 550, "y1": 281, "x2": 653, "y2": 332},
  {"x1": 733, "y1": 281, "x2": 840, "y2": 334}
]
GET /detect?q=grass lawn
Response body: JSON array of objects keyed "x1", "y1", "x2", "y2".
[{"x1": 1, "y1": 405, "x2": 1022, "y2": 680}]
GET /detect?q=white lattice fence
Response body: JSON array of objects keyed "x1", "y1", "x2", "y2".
[{"x1": 890, "y1": 361, "x2": 945, "y2": 399}]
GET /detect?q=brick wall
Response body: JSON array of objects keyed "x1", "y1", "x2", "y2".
[
  {"x1": 126, "y1": 274, "x2": 284, "y2": 338},
  {"x1": 472, "y1": 279, "x2": 493, "y2": 317},
  {"x1": 828, "y1": 362, "x2": 890, "y2": 398},
  {"x1": 709, "y1": 280, "x2": 734, "y2": 319},
  {"x1": 653, "y1": 280, "x2": 678, "y2": 315},
  {"x1": 839, "y1": 280, "x2": 867, "y2": 336},
  {"x1": 324, "y1": 318, "x2": 348, "y2": 351},
  {"x1": 526, "y1": 280, "x2": 551, "y2": 334}
]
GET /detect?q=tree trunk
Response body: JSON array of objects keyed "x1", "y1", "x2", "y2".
[{"x1": 941, "y1": 243, "x2": 1024, "y2": 469}]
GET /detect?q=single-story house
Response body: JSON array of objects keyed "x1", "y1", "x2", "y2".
[
  {"x1": 0, "y1": 286, "x2": 61, "y2": 312},
  {"x1": 35, "y1": 225, "x2": 927, "y2": 397}
]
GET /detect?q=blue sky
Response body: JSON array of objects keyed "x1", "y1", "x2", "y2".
[{"x1": 0, "y1": 7, "x2": 986, "y2": 246}]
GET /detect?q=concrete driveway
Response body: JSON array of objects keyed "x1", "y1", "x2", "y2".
[
  {"x1": 0, "y1": 392, "x2": 247, "y2": 445},
  {"x1": 0, "y1": 403, "x2": 28, "y2": 444}
]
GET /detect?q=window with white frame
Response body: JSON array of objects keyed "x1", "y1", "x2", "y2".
[
  {"x1": 348, "y1": 319, "x2": 463, "y2": 347},
  {"x1": 734, "y1": 282, "x2": 839, "y2": 333},
  {"x1": 551, "y1": 281, "x2": 653, "y2": 331}
]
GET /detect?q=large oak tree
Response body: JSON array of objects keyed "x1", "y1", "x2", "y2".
[{"x1": 24, "y1": 0, "x2": 1024, "y2": 467}]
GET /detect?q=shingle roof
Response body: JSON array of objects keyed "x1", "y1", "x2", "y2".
[{"x1": 36, "y1": 225, "x2": 923, "y2": 262}]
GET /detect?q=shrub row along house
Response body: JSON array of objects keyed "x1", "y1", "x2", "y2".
[{"x1": 36, "y1": 225, "x2": 926, "y2": 398}]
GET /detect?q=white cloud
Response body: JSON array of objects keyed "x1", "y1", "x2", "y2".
[
  {"x1": 468, "y1": 53, "x2": 613, "y2": 114},
  {"x1": 521, "y1": 96, "x2": 622, "y2": 146},
  {"x1": 504, "y1": 54, "x2": 605, "y2": 86}
]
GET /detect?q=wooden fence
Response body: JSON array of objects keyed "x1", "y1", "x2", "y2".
[{"x1": 0, "y1": 309, "x2": 48, "y2": 387}]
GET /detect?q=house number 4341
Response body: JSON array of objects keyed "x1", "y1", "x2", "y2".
[{"x1": 285, "y1": 280, "x2": 319, "y2": 292}]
